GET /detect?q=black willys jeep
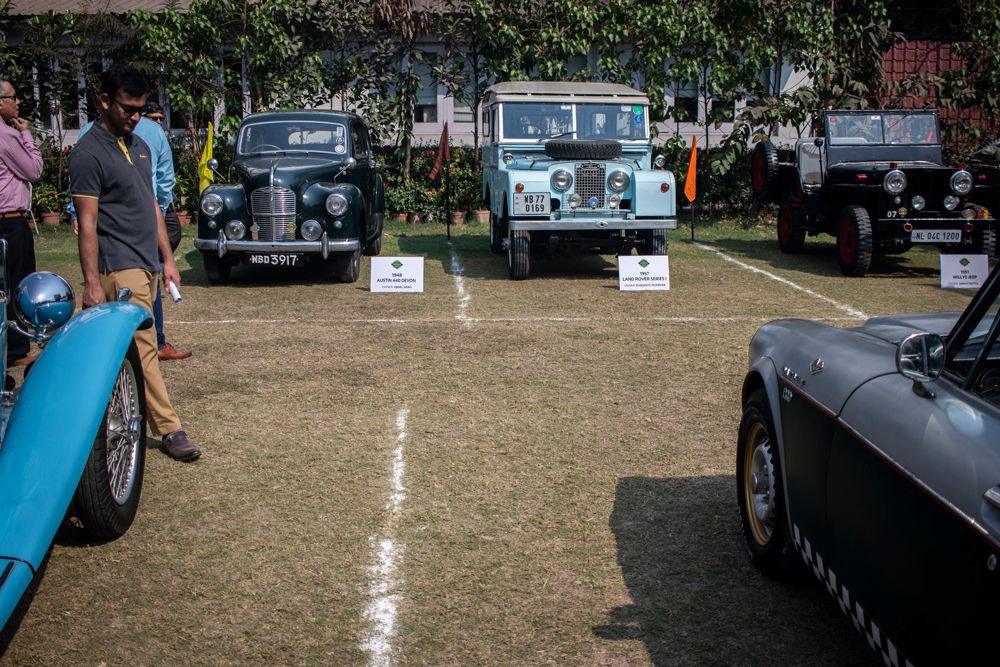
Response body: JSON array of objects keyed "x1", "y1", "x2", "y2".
[{"x1": 751, "y1": 109, "x2": 996, "y2": 276}]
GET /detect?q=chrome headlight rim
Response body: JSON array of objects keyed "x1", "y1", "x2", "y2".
[
  {"x1": 325, "y1": 193, "x2": 349, "y2": 217},
  {"x1": 201, "y1": 192, "x2": 224, "y2": 217},
  {"x1": 950, "y1": 170, "x2": 973, "y2": 196},
  {"x1": 550, "y1": 169, "x2": 573, "y2": 193},
  {"x1": 224, "y1": 220, "x2": 246, "y2": 240},
  {"x1": 883, "y1": 169, "x2": 907, "y2": 195},
  {"x1": 910, "y1": 195, "x2": 925, "y2": 211},
  {"x1": 301, "y1": 219, "x2": 323, "y2": 241},
  {"x1": 568, "y1": 193, "x2": 582, "y2": 209},
  {"x1": 653, "y1": 155, "x2": 667, "y2": 169},
  {"x1": 607, "y1": 170, "x2": 630, "y2": 193},
  {"x1": 943, "y1": 195, "x2": 960, "y2": 211}
]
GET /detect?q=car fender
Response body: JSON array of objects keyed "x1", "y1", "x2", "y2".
[
  {"x1": 304, "y1": 182, "x2": 363, "y2": 238},
  {"x1": 0, "y1": 301, "x2": 150, "y2": 571},
  {"x1": 633, "y1": 169, "x2": 676, "y2": 217}
]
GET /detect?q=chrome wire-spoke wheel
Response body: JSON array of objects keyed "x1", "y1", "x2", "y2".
[
  {"x1": 744, "y1": 423, "x2": 776, "y2": 546},
  {"x1": 105, "y1": 359, "x2": 142, "y2": 505}
]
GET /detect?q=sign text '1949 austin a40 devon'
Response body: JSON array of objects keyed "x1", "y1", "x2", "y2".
[
  {"x1": 0, "y1": 242, "x2": 151, "y2": 633},
  {"x1": 195, "y1": 110, "x2": 385, "y2": 284},
  {"x1": 751, "y1": 109, "x2": 996, "y2": 276},
  {"x1": 482, "y1": 82, "x2": 677, "y2": 280}
]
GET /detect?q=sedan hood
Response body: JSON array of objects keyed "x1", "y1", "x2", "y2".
[{"x1": 235, "y1": 156, "x2": 348, "y2": 192}]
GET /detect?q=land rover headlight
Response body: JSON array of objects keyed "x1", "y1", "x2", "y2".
[
  {"x1": 944, "y1": 195, "x2": 960, "y2": 210},
  {"x1": 201, "y1": 192, "x2": 224, "y2": 217},
  {"x1": 883, "y1": 170, "x2": 906, "y2": 194},
  {"x1": 951, "y1": 170, "x2": 973, "y2": 195},
  {"x1": 301, "y1": 219, "x2": 323, "y2": 241},
  {"x1": 551, "y1": 169, "x2": 573, "y2": 192},
  {"x1": 224, "y1": 220, "x2": 246, "y2": 240},
  {"x1": 503, "y1": 153, "x2": 515, "y2": 165},
  {"x1": 607, "y1": 170, "x2": 630, "y2": 193},
  {"x1": 325, "y1": 193, "x2": 349, "y2": 217},
  {"x1": 654, "y1": 155, "x2": 667, "y2": 169}
]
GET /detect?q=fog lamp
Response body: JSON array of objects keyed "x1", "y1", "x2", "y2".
[
  {"x1": 569, "y1": 193, "x2": 582, "y2": 209},
  {"x1": 911, "y1": 195, "x2": 925, "y2": 211},
  {"x1": 944, "y1": 196, "x2": 959, "y2": 210},
  {"x1": 224, "y1": 220, "x2": 246, "y2": 240},
  {"x1": 301, "y1": 219, "x2": 323, "y2": 241}
]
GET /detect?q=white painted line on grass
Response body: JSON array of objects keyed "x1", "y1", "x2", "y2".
[
  {"x1": 448, "y1": 243, "x2": 473, "y2": 329},
  {"x1": 360, "y1": 408, "x2": 409, "y2": 667},
  {"x1": 692, "y1": 242, "x2": 869, "y2": 320},
  {"x1": 171, "y1": 315, "x2": 862, "y2": 326}
]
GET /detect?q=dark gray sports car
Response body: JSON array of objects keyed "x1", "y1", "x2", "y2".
[{"x1": 737, "y1": 265, "x2": 1000, "y2": 665}]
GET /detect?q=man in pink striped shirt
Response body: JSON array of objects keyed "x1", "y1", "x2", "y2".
[{"x1": 0, "y1": 78, "x2": 42, "y2": 367}]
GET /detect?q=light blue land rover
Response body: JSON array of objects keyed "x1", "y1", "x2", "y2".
[{"x1": 482, "y1": 81, "x2": 677, "y2": 279}]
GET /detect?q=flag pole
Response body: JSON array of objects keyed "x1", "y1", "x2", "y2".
[{"x1": 445, "y1": 149, "x2": 451, "y2": 242}]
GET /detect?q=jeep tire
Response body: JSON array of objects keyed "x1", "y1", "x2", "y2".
[
  {"x1": 837, "y1": 205, "x2": 874, "y2": 277},
  {"x1": 544, "y1": 140, "x2": 622, "y2": 161},
  {"x1": 977, "y1": 227, "x2": 997, "y2": 258},
  {"x1": 750, "y1": 140, "x2": 779, "y2": 204},
  {"x1": 777, "y1": 203, "x2": 806, "y2": 253},
  {"x1": 508, "y1": 230, "x2": 530, "y2": 280}
]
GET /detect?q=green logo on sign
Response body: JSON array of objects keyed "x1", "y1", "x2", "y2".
[
  {"x1": 638, "y1": 259, "x2": 650, "y2": 268},
  {"x1": 960, "y1": 257, "x2": 970, "y2": 267},
  {"x1": 391, "y1": 260, "x2": 403, "y2": 269}
]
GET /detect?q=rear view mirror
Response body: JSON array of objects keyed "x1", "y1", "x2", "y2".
[{"x1": 897, "y1": 332, "x2": 944, "y2": 383}]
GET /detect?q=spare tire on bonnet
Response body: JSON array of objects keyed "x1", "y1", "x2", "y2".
[{"x1": 544, "y1": 140, "x2": 622, "y2": 160}]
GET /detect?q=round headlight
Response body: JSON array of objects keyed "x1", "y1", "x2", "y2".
[
  {"x1": 224, "y1": 220, "x2": 246, "y2": 240},
  {"x1": 502, "y1": 153, "x2": 515, "y2": 165},
  {"x1": 608, "y1": 170, "x2": 630, "y2": 193},
  {"x1": 962, "y1": 208, "x2": 976, "y2": 220},
  {"x1": 301, "y1": 219, "x2": 323, "y2": 241},
  {"x1": 910, "y1": 195, "x2": 925, "y2": 211},
  {"x1": 883, "y1": 169, "x2": 907, "y2": 194},
  {"x1": 654, "y1": 155, "x2": 667, "y2": 169},
  {"x1": 950, "y1": 170, "x2": 973, "y2": 195},
  {"x1": 201, "y1": 192, "x2": 224, "y2": 217},
  {"x1": 943, "y1": 195, "x2": 960, "y2": 211},
  {"x1": 568, "y1": 193, "x2": 582, "y2": 209},
  {"x1": 14, "y1": 272, "x2": 75, "y2": 339},
  {"x1": 551, "y1": 169, "x2": 573, "y2": 192},
  {"x1": 325, "y1": 193, "x2": 349, "y2": 217}
]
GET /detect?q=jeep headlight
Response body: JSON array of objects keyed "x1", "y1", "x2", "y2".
[
  {"x1": 201, "y1": 192, "x2": 224, "y2": 217},
  {"x1": 325, "y1": 193, "x2": 349, "y2": 217},
  {"x1": 550, "y1": 169, "x2": 573, "y2": 193},
  {"x1": 301, "y1": 219, "x2": 323, "y2": 241},
  {"x1": 950, "y1": 170, "x2": 973, "y2": 195},
  {"x1": 944, "y1": 195, "x2": 960, "y2": 210},
  {"x1": 224, "y1": 220, "x2": 246, "y2": 240},
  {"x1": 883, "y1": 170, "x2": 906, "y2": 194},
  {"x1": 608, "y1": 170, "x2": 630, "y2": 193}
]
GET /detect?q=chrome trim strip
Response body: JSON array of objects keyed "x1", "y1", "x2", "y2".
[
  {"x1": 509, "y1": 218, "x2": 676, "y2": 231},
  {"x1": 194, "y1": 238, "x2": 359, "y2": 253}
]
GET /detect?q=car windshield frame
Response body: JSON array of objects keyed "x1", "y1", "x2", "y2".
[
  {"x1": 237, "y1": 120, "x2": 350, "y2": 157},
  {"x1": 826, "y1": 111, "x2": 940, "y2": 146},
  {"x1": 500, "y1": 101, "x2": 649, "y2": 142},
  {"x1": 945, "y1": 267, "x2": 1000, "y2": 384}
]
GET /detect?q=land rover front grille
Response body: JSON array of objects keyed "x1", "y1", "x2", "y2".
[
  {"x1": 574, "y1": 163, "x2": 606, "y2": 208},
  {"x1": 251, "y1": 187, "x2": 296, "y2": 241}
]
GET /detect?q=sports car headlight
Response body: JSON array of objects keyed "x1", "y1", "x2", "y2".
[
  {"x1": 224, "y1": 220, "x2": 246, "y2": 240},
  {"x1": 607, "y1": 170, "x2": 630, "y2": 193},
  {"x1": 951, "y1": 170, "x2": 973, "y2": 195},
  {"x1": 301, "y1": 219, "x2": 323, "y2": 241},
  {"x1": 551, "y1": 169, "x2": 573, "y2": 192},
  {"x1": 944, "y1": 195, "x2": 960, "y2": 210},
  {"x1": 883, "y1": 170, "x2": 906, "y2": 194},
  {"x1": 325, "y1": 193, "x2": 349, "y2": 217},
  {"x1": 201, "y1": 193, "x2": 224, "y2": 217}
]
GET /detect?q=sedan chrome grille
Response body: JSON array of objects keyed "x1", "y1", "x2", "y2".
[
  {"x1": 574, "y1": 163, "x2": 606, "y2": 208},
  {"x1": 251, "y1": 187, "x2": 296, "y2": 241}
]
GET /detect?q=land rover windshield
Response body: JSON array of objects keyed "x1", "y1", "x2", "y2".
[{"x1": 501, "y1": 102, "x2": 649, "y2": 141}]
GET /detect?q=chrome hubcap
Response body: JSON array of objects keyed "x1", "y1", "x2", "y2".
[
  {"x1": 747, "y1": 434, "x2": 776, "y2": 543},
  {"x1": 106, "y1": 360, "x2": 142, "y2": 505}
]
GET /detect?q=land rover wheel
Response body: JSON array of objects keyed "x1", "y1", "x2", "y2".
[
  {"x1": 750, "y1": 141, "x2": 779, "y2": 204},
  {"x1": 777, "y1": 203, "x2": 806, "y2": 253},
  {"x1": 489, "y1": 208, "x2": 506, "y2": 254},
  {"x1": 647, "y1": 230, "x2": 668, "y2": 255},
  {"x1": 837, "y1": 206, "x2": 873, "y2": 277},
  {"x1": 543, "y1": 139, "x2": 622, "y2": 160},
  {"x1": 203, "y1": 253, "x2": 231, "y2": 284},
  {"x1": 508, "y1": 230, "x2": 530, "y2": 280},
  {"x1": 335, "y1": 247, "x2": 362, "y2": 283}
]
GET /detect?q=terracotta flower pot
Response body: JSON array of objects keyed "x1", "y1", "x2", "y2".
[
  {"x1": 390, "y1": 212, "x2": 408, "y2": 224},
  {"x1": 449, "y1": 210, "x2": 466, "y2": 225},
  {"x1": 40, "y1": 212, "x2": 61, "y2": 226},
  {"x1": 176, "y1": 211, "x2": 192, "y2": 225},
  {"x1": 472, "y1": 209, "x2": 490, "y2": 224},
  {"x1": 407, "y1": 212, "x2": 421, "y2": 224}
]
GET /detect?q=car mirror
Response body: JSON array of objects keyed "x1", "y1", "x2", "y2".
[{"x1": 896, "y1": 332, "x2": 944, "y2": 382}]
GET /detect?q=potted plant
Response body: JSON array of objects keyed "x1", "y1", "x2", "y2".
[{"x1": 32, "y1": 185, "x2": 65, "y2": 225}]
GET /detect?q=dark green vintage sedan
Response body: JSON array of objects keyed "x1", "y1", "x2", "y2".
[{"x1": 194, "y1": 110, "x2": 385, "y2": 283}]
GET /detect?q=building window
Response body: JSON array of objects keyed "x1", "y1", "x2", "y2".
[
  {"x1": 710, "y1": 96, "x2": 735, "y2": 124},
  {"x1": 454, "y1": 102, "x2": 474, "y2": 123},
  {"x1": 673, "y1": 82, "x2": 699, "y2": 122},
  {"x1": 415, "y1": 65, "x2": 437, "y2": 123}
]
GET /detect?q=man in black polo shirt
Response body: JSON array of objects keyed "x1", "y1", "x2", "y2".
[{"x1": 69, "y1": 65, "x2": 201, "y2": 462}]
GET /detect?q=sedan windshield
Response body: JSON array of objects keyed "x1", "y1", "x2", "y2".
[
  {"x1": 502, "y1": 102, "x2": 648, "y2": 141},
  {"x1": 238, "y1": 121, "x2": 349, "y2": 156}
]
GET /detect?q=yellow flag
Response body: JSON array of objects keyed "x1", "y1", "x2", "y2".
[
  {"x1": 684, "y1": 136, "x2": 697, "y2": 203},
  {"x1": 197, "y1": 123, "x2": 214, "y2": 193}
]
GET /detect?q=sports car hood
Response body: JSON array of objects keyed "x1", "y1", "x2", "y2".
[
  {"x1": 857, "y1": 312, "x2": 961, "y2": 344},
  {"x1": 234, "y1": 156, "x2": 347, "y2": 193}
]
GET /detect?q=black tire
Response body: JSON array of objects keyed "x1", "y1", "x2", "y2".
[
  {"x1": 647, "y1": 230, "x2": 668, "y2": 255},
  {"x1": 74, "y1": 342, "x2": 147, "y2": 539},
  {"x1": 836, "y1": 205, "x2": 874, "y2": 277},
  {"x1": 977, "y1": 227, "x2": 997, "y2": 258},
  {"x1": 737, "y1": 389, "x2": 797, "y2": 579},
  {"x1": 544, "y1": 139, "x2": 622, "y2": 160},
  {"x1": 508, "y1": 230, "x2": 530, "y2": 280},
  {"x1": 777, "y1": 202, "x2": 806, "y2": 253},
  {"x1": 334, "y1": 246, "x2": 362, "y2": 283},
  {"x1": 489, "y1": 207, "x2": 505, "y2": 254},
  {"x1": 203, "y1": 253, "x2": 231, "y2": 284},
  {"x1": 364, "y1": 231, "x2": 382, "y2": 257},
  {"x1": 750, "y1": 141, "x2": 779, "y2": 204}
]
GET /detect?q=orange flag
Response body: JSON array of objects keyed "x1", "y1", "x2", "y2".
[
  {"x1": 684, "y1": 136, "x2": 697, "y2": 203},
  {"x1": 428, "y1": 122, "x2": 450, "y2": 184}
]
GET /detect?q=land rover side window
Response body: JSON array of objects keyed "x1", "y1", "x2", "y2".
[
  {"x1": 238, "y1": 121, "x2": 348, "y2": 156},
  {"x1": 502, "y1": 103, "x2": 573, "y2": 139},
  {"x1": 577, "y1": 104, "x2": 647, "y2": 140},
  {"x1": 885, "y1": 113, "x2": 939, "y2": 145},
  {"x1": 827, "y1": 114, "x2": 885, "y2": 145}
]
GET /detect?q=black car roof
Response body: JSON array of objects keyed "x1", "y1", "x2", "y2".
[{"x1": 240, "y1": 109, "x2": 364, "y2": 125}]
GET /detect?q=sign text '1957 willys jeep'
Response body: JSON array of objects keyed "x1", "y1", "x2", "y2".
[
  {"x1": 195, "y1": 110, "x2": 385, "y2": 284},
  {"x1": 482, "y1": 82, "x2": 677, "y2": 280},
  {"x1": 751, "y1": 109, "x2": 996, "y2": 276}
]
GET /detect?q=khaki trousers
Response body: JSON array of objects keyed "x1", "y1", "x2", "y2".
[{"x1": 100, "y1": 268, "x2": 182, "y2": 436}]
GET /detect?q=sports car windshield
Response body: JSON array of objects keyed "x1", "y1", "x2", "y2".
[
  {"x1": 237, "y1": 121, "x2": 349, "y2": 156},
  {"x1": 827, "y1": 112, "x2": 939, "y2": 146},
  {"x1": 502, "y1": 102, "x2": 648, "y2": 140}
]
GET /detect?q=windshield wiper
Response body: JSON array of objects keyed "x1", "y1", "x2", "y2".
[{"x1": 537, "y1": 130, "x2": 576, "y2": 143}]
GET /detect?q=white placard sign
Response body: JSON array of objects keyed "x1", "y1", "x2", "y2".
[
  {"x1": 371, "y1": 256, "x2": 425, "y2": 292},
  {"x1": 940, "y1": 254, "x2": 988, "y2": 289},
  {"x1": 618, "y1": 255, "x2": 670, "y2": 291}
]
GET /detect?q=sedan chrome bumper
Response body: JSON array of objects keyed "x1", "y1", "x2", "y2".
[{"x1": 194, "y1": 232, "x2": 359, "y2": 259}]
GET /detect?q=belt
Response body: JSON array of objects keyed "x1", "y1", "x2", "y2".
[{"x1": 0, "y1": 211, "x2": 26, "y2": 219}]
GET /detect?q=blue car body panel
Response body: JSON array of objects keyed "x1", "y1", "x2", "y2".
[{"x1": 0, "y1": 301, "x2": 149, "y2": 626}]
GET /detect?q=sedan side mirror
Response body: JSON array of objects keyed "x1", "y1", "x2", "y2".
[{"x1": 896, "y1": 332, "x2": 944, "y2": 397}]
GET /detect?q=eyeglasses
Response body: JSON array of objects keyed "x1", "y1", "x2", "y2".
[
  {"x1": 0, "y1": 95, "x2": 16, "y2": 101},
  {"x1": 113, "y1": 99, "x2": 145, "y2": 117}
]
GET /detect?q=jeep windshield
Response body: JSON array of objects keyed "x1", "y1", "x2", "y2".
[
  {"x1": 501, "y1": 102, "x2": 648, "y2": 141},
  {"x1": 827, "y1": 112, "x2": 939, "y2": 146},
  {"x1": 237, "y1": 120, "x2": 350, "y2": 156}
]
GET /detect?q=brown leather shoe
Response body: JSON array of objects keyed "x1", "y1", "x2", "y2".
[
  {"x1": 11, "y1": 352, "x2": 39, "y2": 367},
  {"x1": 161, "y1": 430, "x2": 201, "y2": 462},
  {"x1": 158, "y1": 343, "x2": 192, "y2": 361}
]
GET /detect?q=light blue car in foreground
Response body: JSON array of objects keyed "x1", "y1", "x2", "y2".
[{"x1": 0, "y1": 243, "x2": 151, "y2": 632}]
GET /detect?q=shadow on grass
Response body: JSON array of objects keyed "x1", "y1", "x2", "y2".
[{"x1": 596, "y1": 475, "x2": 878, "y2": 666}]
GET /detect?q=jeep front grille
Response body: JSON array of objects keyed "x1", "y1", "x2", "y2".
[
  {"x1": 251, "y1": 187, "x2": 296, "y2": 241},
  {"x1": 574, "y1": 163, "x2": 606, "y2": 208}
]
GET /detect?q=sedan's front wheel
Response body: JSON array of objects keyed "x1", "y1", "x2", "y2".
[
  {"x1": 334, "y1": 247, "x2": 362, "y2": 283},
  {"x1": 737, "y1": 389, "x2": 797, "y2": 579}
]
